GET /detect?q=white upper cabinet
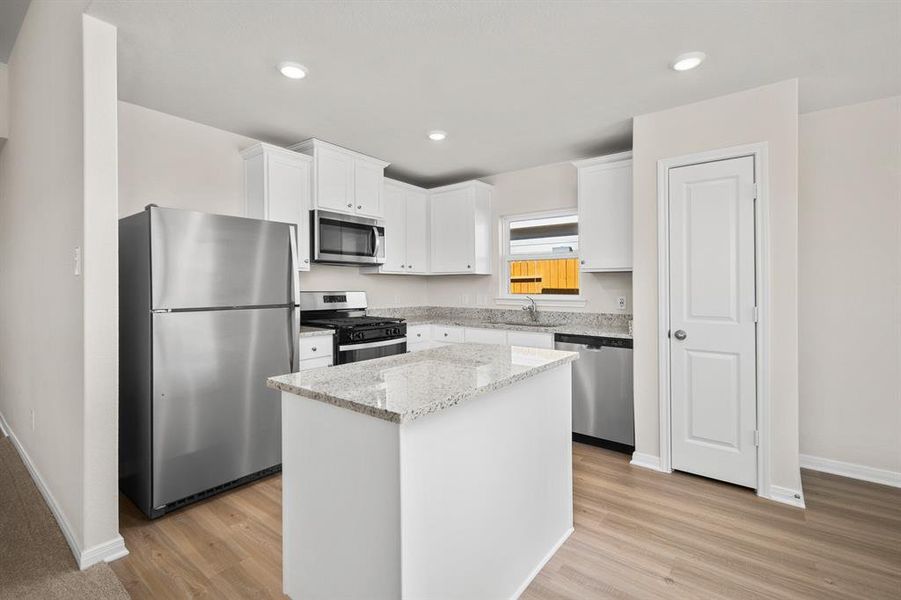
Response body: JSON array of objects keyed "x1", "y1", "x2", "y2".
[
  {"x1": 242, "y1": 143, "x2": 312, "y2": 271},
  {"x1": 381, "y1": 182, "x2": 407, "y2": 273},
  {"x1": 573, "y1": 151, "x2": 632, "y2": 272},
  {"x1": 373, "y1": 178, "x2": 429, "y2": 275},
  {"x1": 404, "y1": 188, "x2": 429, "y2": 274},
  {"x1": 289, "y1": 138, "x2": 389, "y2": 218},
  {"x1": 429, "y1": 181, "x2": 492, "y2": 275}
]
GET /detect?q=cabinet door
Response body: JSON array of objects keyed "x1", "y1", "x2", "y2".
[
  {"x1": 316, "y1": 146, "x2": 354, "y2": 213},
  {"x1": 579, "y1": 160, "x2": 632, "y2": 271},
  {"x1": 507, "y1": 331, "x2": 554, "y2": 349},
  {"x1": 381, "y1": 184, "x2": 407, "y2": 273},
  {"x1": 405, "y1": 189, "x2": 429, "y2": 274},
  {"x1": 354, "y1": 160, "x2": 383, "y2": 217},
  {"x1": 267, "y1": 154, "x2": 312, "y2": 271},
  {"x1": 429, "y1": 188, "x2": 474, "y2": 273},
  {"x1": 464, "y1": 327, "x2": 507, "y2": 345}
]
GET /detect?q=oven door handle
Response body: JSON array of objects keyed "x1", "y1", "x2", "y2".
[
  {"x1": 338, "y1": 337, "x2": 406, "y2": 352},
  {"x1": 371, "y1": 226, "x2": 381, "y2": 258}
]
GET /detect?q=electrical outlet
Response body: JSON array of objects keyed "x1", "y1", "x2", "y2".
[{"x1": 617, "y1": 296, "x2": 627, "y2": 310}]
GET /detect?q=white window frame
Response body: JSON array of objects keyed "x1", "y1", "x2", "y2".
[{"x1": 496, "y1": 208, "x2": 586, "y2": 307}]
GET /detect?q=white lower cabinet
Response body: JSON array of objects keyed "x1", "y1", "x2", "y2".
[
  {"x1": 506, "y1": 331, "x2": 555, "y2": 349},
  {"x1": 407, "y1": 325, "x2": 555, "y2": 351},
  {"x1": 299, "y1": 335, "x2": 334, "y2": 370},
  {"x1": 464, "y1": 327, "x2": 507, "y2": 345},
  {"x1": 431, "y1": 325, "x2": 465, "y2": 343}
]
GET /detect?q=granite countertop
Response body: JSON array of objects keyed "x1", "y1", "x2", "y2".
[
  {"x1": 400, "y1": 315, "x2": 632, "y2": 339},
  {"x1": 299, "y1": 326, "x2": 334, "y2": 338},
  {"x1": 267, "y1": 343, "x2": 578, "y2": 424}
]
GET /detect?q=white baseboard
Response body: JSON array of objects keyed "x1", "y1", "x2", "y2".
[
  {"x1": 0, "y1": 413, "x2": 8, "y2": 437},
  {"x1": 630, "y1": 452, "x2": 668, "y2": 473},
  {"x1": 509, "y1": 527, "x2": 573, "y2": 600},
  {"x1": 800, "y1": 454, "x2": 901, "y2": 489},
  {"x1": 80, "y1": 535, "x2": 129, "y2": 569},
  {"x1": 767, "y1": 485, "x2": 806, "y2": 509},
  {"x1": 0, "y1": 410, "x2": 128, "y2": 570}
]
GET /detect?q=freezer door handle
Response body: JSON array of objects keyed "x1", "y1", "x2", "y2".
[{"x1": 288, "y1": 224, "x2": 300, "y2": 305}]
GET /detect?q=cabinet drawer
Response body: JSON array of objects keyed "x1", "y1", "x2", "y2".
[
  {"x1": 299, "y1": 335, "x2": 333, "y2": 360},
  {"x1": 407, "y1": 341, "x2": 432, "y2": 354},
  {"x1": 299, "y1": 355, "x2": 333, "y2": 371},
  {"x1": 464, "y1": 327, "x2": 507, "y2": 345},
  {"x1": 407, "y1": 324, "x2": 431, "y2": 344},
  {"x1": 431, "y1": 325, "x2": 464, "y2": 343},
  {"x1": 507, "y1": 331, "x2": 554, "y2": 349}
]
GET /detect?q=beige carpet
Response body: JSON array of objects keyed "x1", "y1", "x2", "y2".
[{"x1": 0, "y1": 435, "x2": 128, "y2": 600}]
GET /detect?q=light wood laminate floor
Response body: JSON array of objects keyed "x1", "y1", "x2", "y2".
[{"x1": 111, "y1": 443, "x2": 901, "y2": 599}]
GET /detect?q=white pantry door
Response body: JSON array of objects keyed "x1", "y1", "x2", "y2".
[{"x1": 669, "y1": 156, "x2": 758, "y2": 488}]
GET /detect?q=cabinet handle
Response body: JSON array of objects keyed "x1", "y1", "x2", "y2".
[
  {"x1": 580, "y1": 260, "x2": 585, "y2": 265},
  {"x1": 346, "y1": 203, "x2": 352, "y2": 208},
  {"x1": 303, "y1": 258, "x2": 310, "y2": 263},
  {"x1": 311, "y1": 347, "x2": 317, "y2": 352},
  {"x1": 357, "y1": 205, "x2": 362, "y2": 209},
  {"x1": 417, "y1": 333, "x2": 422, "y2": 338},
  {"x1": 400, "y1": 264, "x2": 405, "y2": 268}
]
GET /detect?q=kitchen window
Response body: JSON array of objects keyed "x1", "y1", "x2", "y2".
[{"x1": 499, "y1": 210, "x2": 581, "y2": 302}]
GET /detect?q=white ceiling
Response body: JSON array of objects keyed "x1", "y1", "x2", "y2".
[{"x1": 80, "y1": 1, "x2": 901, "y2": 186}]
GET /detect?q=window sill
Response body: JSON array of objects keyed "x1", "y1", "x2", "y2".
[{"x1": 495, "y1": 296, "x2": 587, "y2": 308}]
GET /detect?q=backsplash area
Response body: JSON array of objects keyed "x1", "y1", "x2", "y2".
[{"x1": 370, "y1": 306, "x2": 632, "y2": 335}]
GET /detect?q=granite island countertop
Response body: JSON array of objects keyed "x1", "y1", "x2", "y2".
[{"x1": 267, "y1": 343, "x2": 578, "y2": 424}]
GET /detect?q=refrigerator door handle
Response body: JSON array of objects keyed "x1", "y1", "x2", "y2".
[
  {"x1": 288, "y1": 224, "x2": 300, "y2": 305},
  {"x1": 289, "y1": 306, "x2": 300, "y2": 371}
]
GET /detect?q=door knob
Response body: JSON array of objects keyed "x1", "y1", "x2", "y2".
[{"x1": 673, "y1": 330, "x2": 687, "y2": 341}]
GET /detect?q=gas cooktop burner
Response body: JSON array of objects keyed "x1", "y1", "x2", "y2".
[{"x1": 304, "y1": 316, "x2": 405, "y2": 329}]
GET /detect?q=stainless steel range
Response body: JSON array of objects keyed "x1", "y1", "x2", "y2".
[{"x1": 300, "y1": 291, "x2": 406, "y2": 364}]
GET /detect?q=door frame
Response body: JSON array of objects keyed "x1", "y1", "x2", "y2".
[{"x1": 656, "y1": 142, "x2": 772, "y2": 499}]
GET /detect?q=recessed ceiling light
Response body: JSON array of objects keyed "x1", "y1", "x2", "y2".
[
  {"x1": 671, "y1": 52, "x2": 706, "y2": 72},
  {"x1": 428, "y1": 130, "x2": 447, "y2": 141},
  {"x1": 278, "y1": 61, "x2": 308, "y2": 80}
]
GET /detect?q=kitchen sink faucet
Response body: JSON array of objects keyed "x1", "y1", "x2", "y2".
[{"x1": 522, "y1": 296, "x2": 539, "y2": 322}]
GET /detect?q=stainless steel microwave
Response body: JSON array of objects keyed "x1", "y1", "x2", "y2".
[{"x1": 311, "y1": 209, "x2": 386, "y2": 265}]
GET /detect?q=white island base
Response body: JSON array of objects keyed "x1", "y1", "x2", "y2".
[{"x1": 280, "y1": 364, "x2": 573, "y2": 600}]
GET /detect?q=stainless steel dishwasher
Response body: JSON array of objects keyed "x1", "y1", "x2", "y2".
[{"x1": 554, "y1": 334, "x2": 634, "y2": 451}]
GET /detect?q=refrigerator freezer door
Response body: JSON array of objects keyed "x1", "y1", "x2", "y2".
[
  {"x1": 151, "y1": 307, "x2": 291, "y2": 508},
  {"x1": 150, "y1": 207, "x2": 293, "y2": 310}
]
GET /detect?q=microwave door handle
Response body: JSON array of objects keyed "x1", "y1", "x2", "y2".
[{"x1": 372, "y1": 226, "x2": 381, "y2": 257}]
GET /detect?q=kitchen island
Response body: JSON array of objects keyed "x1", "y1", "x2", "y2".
[{"x1": 268, "y1": 343, "x2": 578, "y2": 600}]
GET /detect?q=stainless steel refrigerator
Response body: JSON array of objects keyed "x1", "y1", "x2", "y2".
[{"x1": 119, "y1": 206, "x2": 299, "y2": 518}]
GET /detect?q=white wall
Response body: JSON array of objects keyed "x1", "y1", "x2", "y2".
[
  {"x1": 0, "y1": 62, "x2": 8, "y2": 141},
  {"x1": 118, "y1": 101, "x2": 431, "y2": 308},
  {"x1": 0, "y1": 1, "x2": 123, "y2": 566},
  {"x1": 81, "y1": 13, "x2": 122, "y2": 554},
  {"x1": 798, "y1": 96, "x2": 901, "y2": 479},
  {"x1": 119, "y1": 100, "x2": 253, "y2": 218},
  {"x1": 631, "y1": 80, "x2": 802, "y2": 496},
  {"x1": 426, "y1": 162, "x2": 632, "y2": 313},
  {"x1": 122, "y1": 102, "x2": 629, "y2": 311}
]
